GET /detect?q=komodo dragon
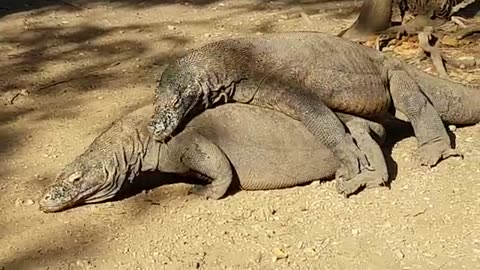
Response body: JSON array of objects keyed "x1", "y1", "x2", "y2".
[
  {"x1": 39, "y1": 104, "x2": 387, "y2": 213},
  {"x1": 149, "y1": 31, "x2": 478, "y2": 199}
]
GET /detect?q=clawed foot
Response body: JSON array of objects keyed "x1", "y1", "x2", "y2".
[
  {"x1": 333, "y1": 134, "x2": 373, "y2": 182},
  {"x1": 189, "y1": 184, "x2": 224, "y2": 200},
  {"x1": 418, "y1": 142, "x2": 463, "y2": 167},
  {"x1": 336, "y1": 170, "x2": 388, "y2": 198}
]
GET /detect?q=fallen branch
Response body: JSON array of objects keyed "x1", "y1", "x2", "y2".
[
  {"x1": 418, "y1": 27, "x2": 449, "y2": 79},
  {"x1": 299, "y1": 11, "x2": 313, "y2": 26},
  {"x1": 456, "y1": 25, "x2": 480, "y2": 39},
  {"x1": 8, "y1": 89, "x2": 29, "y2": 105}
]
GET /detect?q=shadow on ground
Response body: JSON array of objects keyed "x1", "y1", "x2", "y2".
[{"x1": 0, "y1": 0, "x2": 357, "y2": 18}]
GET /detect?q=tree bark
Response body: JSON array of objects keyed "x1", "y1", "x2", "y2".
[{"x1": 339, "y1": 0, "x2": 394, "y2": 41}]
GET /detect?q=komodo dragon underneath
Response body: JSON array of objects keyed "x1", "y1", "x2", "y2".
[
  {"x1": 149, "y1": 31, "x2": 478, "y2": 199},
  {"x1": 39, "y1": 104, "x2": 387, "y2": 213}
]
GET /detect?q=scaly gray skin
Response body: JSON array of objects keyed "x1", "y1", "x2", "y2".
[
  {"x1": 39, "y1": 104, "x2": 387, "y2": 213},
  {"x1": 149, "y1": 31, "x2": 474, "y2": 185}
]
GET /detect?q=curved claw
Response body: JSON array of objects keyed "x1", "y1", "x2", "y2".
[
  {"x1": 189, "y1": 184, "x2": 224, "y2": 200},
  {"x1": 419, "y1": 143, "x2": 463, "y2": 167},
  {"x1": 332, "y1": 134, "x2": 373, "y2": 182},
  {"x1": 336, "y1": 170, "x2": 388, "y2": 198}
]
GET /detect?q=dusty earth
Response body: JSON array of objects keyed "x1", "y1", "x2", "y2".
[{"x1": 1, "y1": 0, "x2": 480, "y2": 269}]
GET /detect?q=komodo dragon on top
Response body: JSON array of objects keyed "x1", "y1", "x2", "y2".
[
  {"x1": 149, "y1": 31, "x2": 478, "y2": 198},
  {"x1": 39, "y1": 104, "x2": 387, "y2": 213}
]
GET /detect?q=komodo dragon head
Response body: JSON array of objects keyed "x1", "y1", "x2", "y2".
[
  {"x1": 39, "y1": 159, "x2": 125, "y2": 213},
  {"x1": 149, "y1": 65, "x2": 202, "y2": 142}
]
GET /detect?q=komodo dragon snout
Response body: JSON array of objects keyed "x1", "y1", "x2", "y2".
[
  {"x1": 39, "y1": 164, "x2": 120, "y2": 212},
  {"x1": 150, "y1": 71, "x2": 201, "y2": 142}
]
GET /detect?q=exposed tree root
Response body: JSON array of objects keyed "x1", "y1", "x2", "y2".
[
  {"x1": 451, "y1": 16, "x2": 468, "y2": 28},
  {"x1": 450, "y1": 0, "x2": 476, "y2": 17}
]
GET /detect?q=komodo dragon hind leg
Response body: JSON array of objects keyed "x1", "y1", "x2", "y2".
[
  {"x1": 335, "y1": 114, "x2": 390, "y2": 197},
  {"x1": 172, "y1": 131, "x2": 233, "y2": 200},
  {"x1": 250, "y1": 80, "x2": 374, "y2": 184},
  {"x1": 388, "y1": 68, "x2": 463, "y2": 166}
]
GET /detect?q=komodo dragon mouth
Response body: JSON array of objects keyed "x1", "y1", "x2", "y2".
[
  {"x1": 150, "y1": 93, "x2": 199, "y2": 142},
  {"x1": 149, "y1": 108, "x2": 180, "y2": 142},
  {"x1": 39, "y1": 183, "x2": 100, "y2": 213},
  {"x1": 39, "y1": 166, "x2": 125, "y2": 212}
]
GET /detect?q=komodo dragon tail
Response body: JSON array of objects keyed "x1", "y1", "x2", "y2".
[{"x1": 405, "y1": 64, "x2": 480, "y2": 125}]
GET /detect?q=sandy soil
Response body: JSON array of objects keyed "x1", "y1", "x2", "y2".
[{"x1": 0, "y1": 0, "x2": 479, "y2": 269}]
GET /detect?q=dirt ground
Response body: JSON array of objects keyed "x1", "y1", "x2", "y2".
[{"x1": 1, "y1": 0, "x2": 479, "y2": 269}]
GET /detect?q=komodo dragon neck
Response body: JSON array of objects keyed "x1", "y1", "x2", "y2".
[
  {"x1": 73, "y1": 124, "x2": 160, "y2": 203},
  {"x1": 172, "y1": 44, "x2": 262, "y2": 109}
]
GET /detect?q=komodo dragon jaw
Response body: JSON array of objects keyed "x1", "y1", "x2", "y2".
[{"x1": 39, "y1": 163, "x2": 124, "y2": 213}]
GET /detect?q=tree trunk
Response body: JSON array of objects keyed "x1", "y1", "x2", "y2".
[{"x1": 339, "y1": 0, "x2": 394, "y2": 41}]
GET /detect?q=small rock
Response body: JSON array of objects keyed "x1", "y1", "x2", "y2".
[
  {"x1": 394, "y1": 249, "x2": 405, "y2": 260},
  {"x1": 24, "y1": 199, "x2": 34, "y2": 206},
  {"x1": 15, "y1": 199, "x2": 23, "y2": 207},
  {"x1": 272, "y1": 247, "x2": 288, "y2": 260},
  {"x1": 448, "y1": 125, "x2": 457, "y2": 132},
  {"x1": 105, "y1": 202, "x2": 114, "y2": 208},
  {"x1": 457, "y1": 56, "x2": 476, "y2": 68},
  {"x1": 304, "y1": 247, "x2": 315, "y2": 254},
  {"x1": 167, "y1": 25, "x2": 176, "y2": 30},
  {"x1": 75, "y1": 259, "x2": 93, "y2": 269},
  {"x1": 297, "y1": 241, "x2": 304, "y2": 249},
  {"x1": 351, "y1": 229, "x2": 360, "y2": 236},
  {"x1": 440, "y1": 35, "x2": 459, "y2": 47},
  {"x1": 423, "y1": 252, "x2": 436, "y2": 258},
  {"x1": 204, "y1": 33, "x2": 211, "y2": 38}
]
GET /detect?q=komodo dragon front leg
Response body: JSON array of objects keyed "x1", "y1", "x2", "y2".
[
  {"x1": 165, "y1": 131, "x2": 234, "y2": 200},
  {"x1": 387, "y1": 65, "x2": 462, "y2": 166},
  {"x1": 336, "y1": 113, "x2": 389, "y2": 197}
]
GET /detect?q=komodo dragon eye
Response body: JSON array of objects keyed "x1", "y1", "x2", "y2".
[{"x1": 66, "y1": 172, "x2": 83, "y2": 184}]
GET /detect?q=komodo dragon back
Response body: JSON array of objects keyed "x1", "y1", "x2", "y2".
[{"x1": 185, "y1": 104, "x2": 339, "y2": 190}]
